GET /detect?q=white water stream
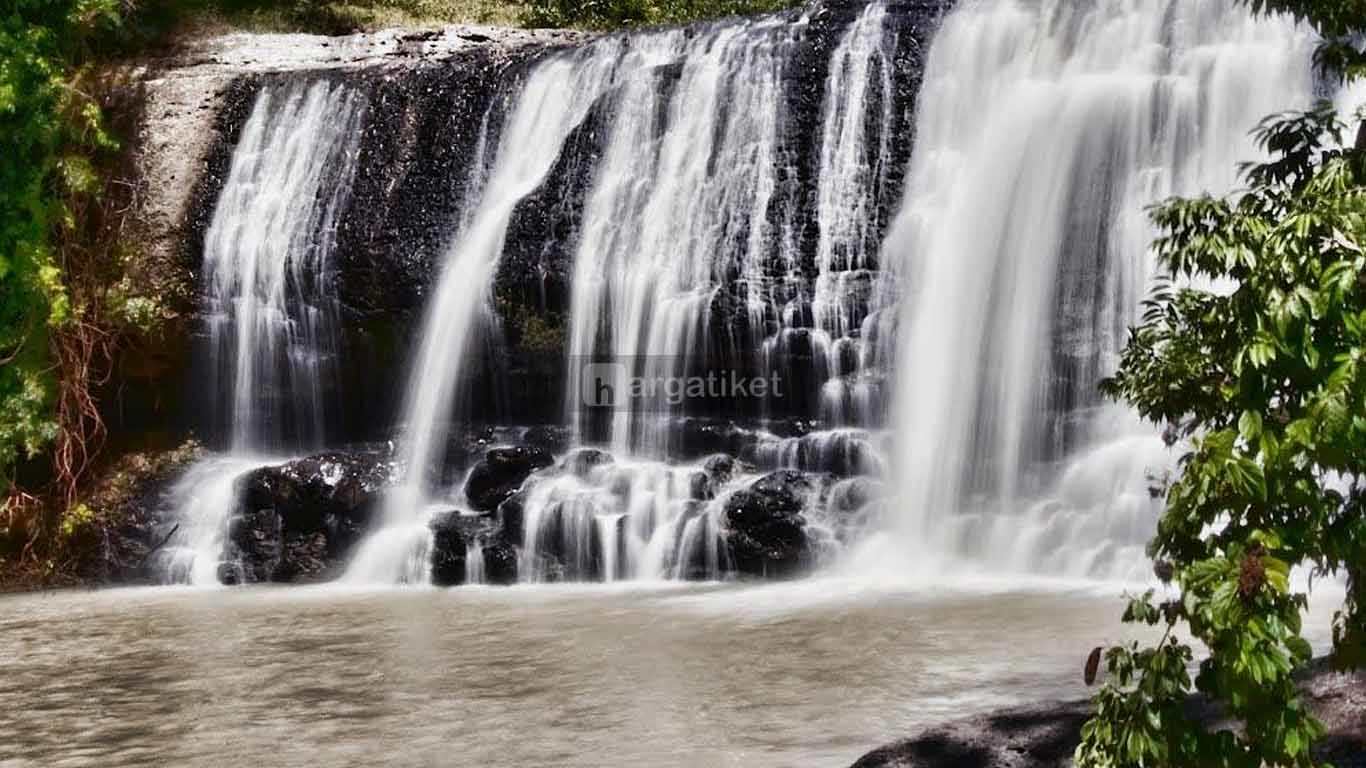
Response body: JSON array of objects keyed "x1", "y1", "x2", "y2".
[
  {"x1": 345, "y1": 38, "x2": 678, "y2": 582},
  {"x1": 166, "y1": 81, "x2": 366, "y2": 584},
  {"x1": 873, "y1": 0, "x2": 1316, "y2": 582}
]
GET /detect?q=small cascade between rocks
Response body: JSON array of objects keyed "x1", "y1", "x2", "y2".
[
  {"x1": 516, "y1": 455, "x2": 736, "y2": 582},
  {"x1": 165, "y1": 0, "x2": 1336, "y2": 588},
  {"x1": 160, "y1": 454, "x2": 273, "y2": 584},
  {"x1": 806, "y1": 0, "x2": 895, "y2": 428}
]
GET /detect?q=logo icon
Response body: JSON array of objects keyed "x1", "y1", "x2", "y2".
[{"x1": 580, "y1": 362, "x2": 627, "y2": 408}]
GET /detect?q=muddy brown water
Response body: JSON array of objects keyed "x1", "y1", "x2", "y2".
[{"x1": 0, "y1": 579, "x2": 1341, "y2": 767}]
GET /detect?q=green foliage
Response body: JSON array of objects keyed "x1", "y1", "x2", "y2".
[
  {"x1": 57, "y1": 501, "x2": 94, "y2": 540},
  {"x1": 1245, "y1": 0, "x2": 1366, "y2": 81},
  {"x1": 1078, "y1": 4, "x2": 1366, "y2": 762},
  {"x1": 0, "y1": 0, "x2": 121, "y2": 485},
  {"x1": 522, "y1": 0, "x2": 800, "y2": 30},
  {"x1": 495, "y1": 292, "x2": 565, "y2": 355}
]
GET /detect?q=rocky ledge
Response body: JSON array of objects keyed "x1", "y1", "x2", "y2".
[
  {"x1": 221, "y1": 449, "x2": 397, "y2": 583},
  {"x1": 851, "y1": 659, "x2": 1366, "y2": 768},
  {"x1": 121, "y1": 422, "x2": 876, "y2": 586}
]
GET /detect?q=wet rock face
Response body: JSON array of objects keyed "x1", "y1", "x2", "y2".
[
  {"x1": 522, "y1": 425, "x2": 572, "y2": 454},
  {"x1": 562, "y1": 447, "x2": 614, "y2": 477},
  {"x1": 673, "y1": 419, "x2": 760, "y2": 460},
  {"x1": 463, "y1": 446, "x2": 555, "y2": 511},
  {"x1": 496, "y1": 491, "x2": 527, "y2": 544},
  {"x1": 689, "y1": 452, "x2": 749, "y2": 502},
  {"x1": 240, "y1": 452, "x2": 393, "y2": 525},
  {"x1": 227, "y1": 515, "x2": 336, "y2": 583},
  {"x1": 428, "y1": 510, "x2": 500, "y2": 586},
  {"x1": 428, "y1": 511, "x2": 469, "y2": 586},
  {"x1": 481, "y1": 539, "x2": 520, "y2": 584},
  {"x1": 202, "y1": 442, "x2": 838, "y2": 587},
  {"x1": 496, "y1": 79, "x2": 614, "y2": 320},
  {"x1": 424, "y1": 424, "x2": 559, "y2": 487},
  {"x1": 850, "y1": 658, "x2": 1365, "y2": 768},
  {"x1": 222, "y1": 450, "x2": 396, "y2": 583},
  {"x1": 702, "y1": 453, "x2": 739, "y2": 483},
  {"x1": 212, "y1": 433, "x2": 562, "y2": 587},
  {"x1": 722, "y1": 470, "x2": 817, "y2": 578},
  {"x1": 329, "y1": 56, "x2": 523, "y2": 440}
]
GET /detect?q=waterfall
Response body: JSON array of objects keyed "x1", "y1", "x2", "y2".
[
  {"x1": 344, "y1": 36, "x2": 686, "y2": 582},
  {"x1": 165, "y1": 81, "x2": 367, "y2": 584},
  {"x1": 501, "y1": 11, "x2": 914, "y2": 585},
  {"x1": 876, "y1": 0, "x2": 1317, "y2": 581},
  {"x1": 517, "y1": 457, "x2": 736, "y2": 582},
  {"x1": 809, "y1": 1, "x2": 895, "y2": 427},
  {"x1": 565, "y1": 18, "x2": 800, "y2": 455},
  {"x1": 557, "y1": 4, "x2": 906, "y2": 463},
  {"x1": 346, "y1": 9, "x2": 902, "y2": 584},
  {"x1": 178, "y1": 0, "x2": 1332, "y2": 588},
  {"x1": 344, "y1": 0, "x2": 1322, "y2": 586},
  {"x1": 202, "y1": 81, "x2": 367, "y2": 452}
]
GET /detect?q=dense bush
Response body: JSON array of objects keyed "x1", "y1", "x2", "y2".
[
  {"x1": 99, "y1": 0, "x2": 805, "y2": 37},
  {"x1": 1, "y1": 0, "x2": 119, "y2": 489},
  {"x1": 2, "y1": 0, "x2": 180, "y2": 572},
  {"x1": 110, "y1": 0, "x2": 530, "y2": 37}
]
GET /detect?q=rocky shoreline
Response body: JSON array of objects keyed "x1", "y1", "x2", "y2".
[{"x1": 851, "y1": 659, "x2": 1366, "y2": 768}]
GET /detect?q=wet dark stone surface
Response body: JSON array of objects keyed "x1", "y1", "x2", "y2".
[
  {"x1": 463, "y1": 445, "x2": 555, "y2": 511},
  {"x1": 481, "y1": 538, "x2": 520, "y2": 585},
  {"x1": 722, "y1": 469, "x2": 816, "y2": 578},
  {"x1": 428, "y1": 509, "x2": 500, "y2": 586},
  {"x1": 562, "y1": 447, "x2": 615, "y2": 477},
  {"x1": 851, "y1": 659, "x2": 1366, "y2": 768},
  {"x1": 223, "y1": 450, "x2": 396, "y2": 583}
]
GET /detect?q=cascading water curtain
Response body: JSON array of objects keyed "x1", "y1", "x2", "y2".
[
  {"x1": 201, "y1": 80, "x2": 367, "y2": 453},
  {"x1": 876, "y1": 0, "x2": 1316, "y2": 582},
  {"x1": 338, "y1": 0, "x2": 1322, "y2": 587},
  {"x1": 565, "y1": 19, "x2": 799, "y2": 457},
  {"x1": 165, "y1": 80, "x2": 368, "y2": 585},
  {"x1": 343, "y1": 37, "x2": 674, "y2": 584}
]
